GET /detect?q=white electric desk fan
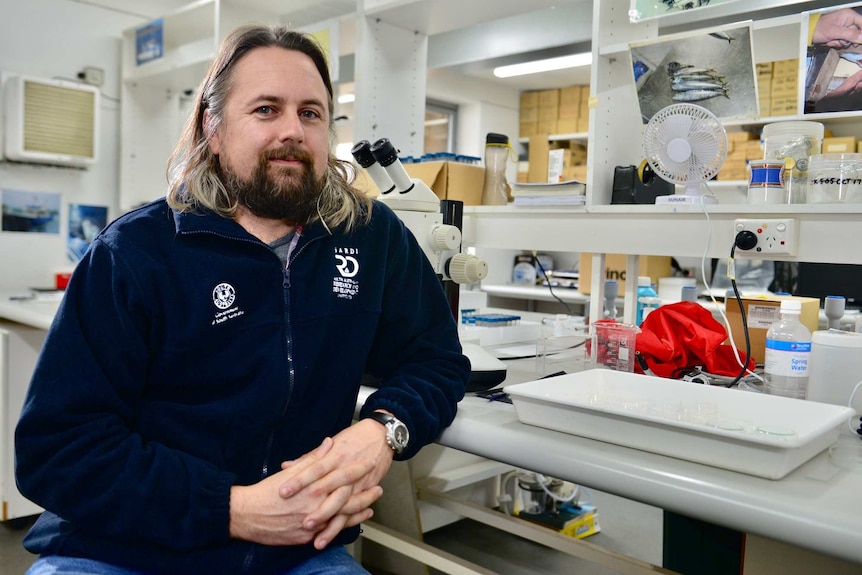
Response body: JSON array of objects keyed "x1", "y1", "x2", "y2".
[{"x1": 643, "y1": 103, "x2": 728, "y2": 205}]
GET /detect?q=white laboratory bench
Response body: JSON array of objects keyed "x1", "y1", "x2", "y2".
[{"x1": 3, "y1": 291, "x2": 861, "y2": 572}]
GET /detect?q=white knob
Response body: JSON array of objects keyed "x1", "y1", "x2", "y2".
[
  {"x1": 447, "y1": 253, "x2": 488, "y2": 284},
  {"x1": 430, "y1": 224, "x2": 461, "y2": 251}
]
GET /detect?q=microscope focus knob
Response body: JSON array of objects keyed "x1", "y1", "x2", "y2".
[
  {"x1": 430, "y1": 224, "x2": 461, "y2": 251},
  {"x1": 447, "y1": 253, "x2": 488, "y2": 284}
]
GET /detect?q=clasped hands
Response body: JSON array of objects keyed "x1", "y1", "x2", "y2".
[{"x1": 229, "y1": 418, "x2": 393, "y2": 549}]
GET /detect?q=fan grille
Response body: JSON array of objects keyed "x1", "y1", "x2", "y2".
[{"x1": 643, "y1": 104, "x2": 728, "y2": 185}]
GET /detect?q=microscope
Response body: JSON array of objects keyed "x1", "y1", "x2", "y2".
[{"x1": 351, "y1": 138, "x2": 506, "y2": 390}]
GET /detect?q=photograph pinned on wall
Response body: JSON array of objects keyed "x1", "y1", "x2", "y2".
[
  {"x1": 803, "y1": 3, "x2": 862, "y2": 114},
  {"x1": 67, "y1": 204, "x2": 108, "y2": 262},
  {"x1": 628, "y1": 22, "x2": 759, "y2": 123},
  {"x1": 628, "y1": 0, "x2": 741, "y2": 22},
  {"x1": 1, "y1": 188, "x2": 61, "y2": 234}
]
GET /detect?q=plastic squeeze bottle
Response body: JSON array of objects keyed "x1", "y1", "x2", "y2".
[
  {"x1": 763, "y1": 299, "x2": 811, "y2": 399},
  {"x1": 480, "y1": 133, "x2": 511, "y2": 205},
  {"x1": 635, "y1": 276, "x2": 658, "y2": 326}
]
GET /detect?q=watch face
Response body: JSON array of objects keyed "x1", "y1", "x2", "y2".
[
  {"x1": 390, "y1": 421, "x2": 409, "y2": 452},
  {"x1": 393, "y1": 424, "x2": 408, "y2": 446}
]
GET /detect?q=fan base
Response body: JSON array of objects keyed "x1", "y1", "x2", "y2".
[{"x1": 655, "y1": 194, "x2": 718, "y2": 206}]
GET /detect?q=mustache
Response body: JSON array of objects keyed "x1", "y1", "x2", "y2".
[{"x1": 264, "y1": 147, "x2": 313, "y2": 164}]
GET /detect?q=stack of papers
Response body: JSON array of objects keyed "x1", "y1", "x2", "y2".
[{"x1": 511, "y1": 180, "x2": 586, "y2": 207}]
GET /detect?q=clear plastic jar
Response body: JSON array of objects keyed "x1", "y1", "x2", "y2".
[
  {"x1": 480, "y1": 132, "x2": 511, "y2": 205},
  {"x1": 807, "y1": 153, "x2": 862, "y2": 203},
  {"x1": 761, "y1": 121, "x2": 825, "y2": 204}
]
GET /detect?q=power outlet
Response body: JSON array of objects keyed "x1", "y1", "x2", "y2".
[{"x1": 733, "y1": 218, "x2": 798, "y2": 256}]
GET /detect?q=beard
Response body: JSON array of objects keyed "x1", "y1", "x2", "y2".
[{"x1": 222, "y1": 146, "x2": 322, "y2": 223}]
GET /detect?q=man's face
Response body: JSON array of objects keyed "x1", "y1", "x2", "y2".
[{"x1": 208, "y1": 46, "x2": 331, "y2": 221}]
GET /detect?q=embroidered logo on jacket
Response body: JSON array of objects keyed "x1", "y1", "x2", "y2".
[
  {"x1": 333, "y1": 247, "x2": 360, "y2": 300},
  {"x1": 211, "y1": 282, "x2": 245, "y2": 325}
]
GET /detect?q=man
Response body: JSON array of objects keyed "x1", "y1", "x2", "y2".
[{"x1": 15, "y1": 25, "x2": 469, "y2": 574}]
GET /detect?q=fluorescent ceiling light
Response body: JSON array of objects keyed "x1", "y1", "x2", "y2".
[
  {"x1": 337, "y1": 93, "x2": 355, "y2": 104},
  {"x1": 493, "y1": 52, "x2": 592, "y2": 78}
]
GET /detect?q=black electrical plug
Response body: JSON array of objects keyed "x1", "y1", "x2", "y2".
[{"x1": 734, "y1": 230, "x2": 757, "y2": 251}]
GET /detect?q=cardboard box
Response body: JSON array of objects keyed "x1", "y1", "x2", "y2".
[
  {"x1": 519, "y1": 106, "x2": 539, "y2": 123},
  {"x1": 519, "y1": 121, "x2": 538, "y2": 138},
  {"x1": 559, "y1": 102, "x2": 580, "y2": 119},
  {"x1": 578, "y1": 253, "x2": 672, "y2": 294},
  {"x1": 403, "y1": 161, "x2": 485, "y2": 205},
  {"x1": 538, "y1": 105, "x2": 560, "y2": 121},
  {"x1": 538, "y1": 89, "x2": 560, "y2": 108},
  {"x1": 520, "y1": 91, "x2": 539, "y2": 108},
  {"x1": 527, "y1": 135, "x2": 551, "y2": 183},
  {"x1": 560, "y1": 86, "x2": 581, "y2": 106},
  {"x1": 556, "y1": 118, "x2": 578, "y2": 134},
  {"x1": 822, "y1": 136, "x2": 858, "y2": 153},
  {"x1": 725, "y1": 295, "x2": 820, "y2": 364}
]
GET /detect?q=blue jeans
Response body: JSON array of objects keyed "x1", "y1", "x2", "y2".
[{"x1": 26, "y1": 547, "x2": 370, "y2": 575}]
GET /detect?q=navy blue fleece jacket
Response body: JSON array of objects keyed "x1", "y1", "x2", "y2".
[{"x1": 15, "y1": 198, "x2": 468, "y2": 574}]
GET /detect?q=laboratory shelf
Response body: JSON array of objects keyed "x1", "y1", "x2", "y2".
[{"x1": 480, "y1": 284, "x2": 590, "y2": 305}]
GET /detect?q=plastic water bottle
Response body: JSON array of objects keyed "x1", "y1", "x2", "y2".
[
  {"x1": 763, "y1": 299, "x2": 811, "y2": 399},
  {"x1": 635, "y1": 276, "x2": 657, "y2": 325},
  {"x1": 480, "y1": 133, "x2": 511, "y2": 205}
]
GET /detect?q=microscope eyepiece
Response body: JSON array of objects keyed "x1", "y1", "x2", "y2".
[
  {"x1": 370, "y1": 138, "x2": 399, "y2": 168},
  {"x1": 350, "y1": 140, "x2": 376, "y2": 168}
]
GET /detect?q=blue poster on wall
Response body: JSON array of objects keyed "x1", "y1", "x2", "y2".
[{"x1": 136, "y1": 18, "x2": 164, "y2": 66}]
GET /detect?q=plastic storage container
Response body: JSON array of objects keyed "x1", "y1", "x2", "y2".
[
  {"x1": 761, "y1": 121, "x2": 825, "y2": 204},
  {"x1": 764, "y1": 299, "x2": 811, "y2": 399},
  {"x1": 480, "y1": 132, "x2": 511, "y2": 205},
  {"x1": 807, "y1": 153, "x2": 862, "y2": 203},
  {"x1": 808, "y1": 329, "x2": 862, "y2": 408}
]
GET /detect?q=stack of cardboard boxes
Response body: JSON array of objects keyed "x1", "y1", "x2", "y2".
[
  {"x1": 765, "y1": 58, "x2": 800, "y2": 117},
  {"x1": 716, "y1": 131, "x2": 762, "y2": 181},
  {"x1": 520, "y1": 86, "x2": 590, "y2": 183},
  {"x1": 519, "y1": 86, "x2": 590, "y2": 138}
]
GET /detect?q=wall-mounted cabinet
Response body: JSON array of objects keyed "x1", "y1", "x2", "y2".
[{"x1": 119, "y1": 0, "x2": 281, "y2": 211}]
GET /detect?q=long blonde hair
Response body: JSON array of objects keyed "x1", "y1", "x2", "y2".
[{"x1": 166, "y1": 25, "x2": 372, "y2": 232}]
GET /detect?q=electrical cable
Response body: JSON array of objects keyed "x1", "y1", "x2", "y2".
[
  {"x1": 728, "y1": 241, "x2": 754, "y2": 387},
  {"x1": 534, "y1": 473, "x2": 579, "y2": 504},
  {"x1": 697, "y1": 188, "x2": 763, "y2": 385},
  {"x1": 531, "y1": 251, "x2": 575, "y2": 315}
]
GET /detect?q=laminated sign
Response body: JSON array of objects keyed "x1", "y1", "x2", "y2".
[{"x1": 136, "y1": 19, "x2": 164, "y2": 66}]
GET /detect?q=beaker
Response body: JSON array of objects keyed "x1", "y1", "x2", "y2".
[{"x1": 588, "y1": 322, "x2": 641, "y2": 372}]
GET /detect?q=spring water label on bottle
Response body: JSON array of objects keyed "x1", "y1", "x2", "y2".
[{"x1": 764, "y1": 338, "x2": 811, "y2": 377}]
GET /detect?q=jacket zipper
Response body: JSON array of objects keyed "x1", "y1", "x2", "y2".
[{"x1": 242, "y1": 232, "x2": 321, "y2": 574}]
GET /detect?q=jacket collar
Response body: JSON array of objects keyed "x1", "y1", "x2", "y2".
[{"x1": 172, "y1": 205, "x2": 330, "y2": 244}]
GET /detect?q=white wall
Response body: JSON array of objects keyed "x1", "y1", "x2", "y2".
[
  {"x1": 0, "y1": 0, "x2": 178, "y2": 290},
  {"x1": 427, "y1": 68, "x2": 520, "y2": 184}
]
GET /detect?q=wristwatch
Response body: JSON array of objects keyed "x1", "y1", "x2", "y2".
[{"x1": 364, "y1": 411, "x2": 409, "y2": 455}]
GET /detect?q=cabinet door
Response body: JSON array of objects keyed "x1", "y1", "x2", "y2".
[{"x1": 0, "y1": 324, "x2": 45, "y2": 521}]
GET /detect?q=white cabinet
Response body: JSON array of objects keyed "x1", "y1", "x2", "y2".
[
  {"x1": 119, "y1": 0, "x2": 281, "y2": 211},
  {"x1": 470, "y1": 0, "x2": 862, "y2": 321},
  {"x1": 0, "y1": 323, "x2": 45, "y2": 521}
]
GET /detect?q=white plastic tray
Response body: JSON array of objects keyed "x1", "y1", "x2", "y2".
[{"x1": 504, "y1": 369, "x2": 856, "y2": 479}]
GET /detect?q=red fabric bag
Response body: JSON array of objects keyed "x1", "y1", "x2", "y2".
[{"x1": 635, "y1": 301, "x2": 754, "y2": 378}]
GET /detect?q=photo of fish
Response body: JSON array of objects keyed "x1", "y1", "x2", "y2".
[
  {"x1": 628, "y1": 23, "x2": 759, "y2": 123},
  {"x1": 629, "y1": 0, "x2": 740, "y2": 22}
]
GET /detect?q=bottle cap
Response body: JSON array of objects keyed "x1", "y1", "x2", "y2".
[
  {"x1": 637, "y1": 276, "x2": 651, "y2": 287},
  {"x1": 780, "y1": 299, "x2": 802, "y2": 313},
  {"x1": 486, "y1": 132, "x2": 508, "y2": 145}
]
